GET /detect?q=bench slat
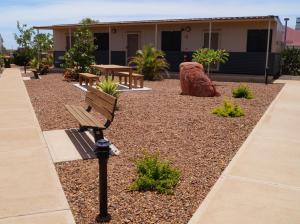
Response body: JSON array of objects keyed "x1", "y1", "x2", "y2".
[
  {"x1": 86, "y1": 91, "x2": 115, "y2": 112},
  {"x1": 65, "y1": 105, "x2": 104, "y2": 128},
  {"x1": 87, "y1": 86, "x2": 116, "y2": 107},
  {"x1": 85, "y1": 98, "x2": 113, "y2": 121}
]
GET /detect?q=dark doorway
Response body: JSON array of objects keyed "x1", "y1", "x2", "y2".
[{"x1": 94, "y1": 33, "x2": 109, "y2": 64}]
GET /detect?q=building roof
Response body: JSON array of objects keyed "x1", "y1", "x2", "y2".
[
  {"x1": 287, "y1": 27, "x2": 300, "y2": 47},
  {"x1": 34, "y1": 15, "x2": 280, "y2": 30}
]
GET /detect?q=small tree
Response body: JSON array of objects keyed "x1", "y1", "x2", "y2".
[
  {"x1": 129, "y1": 44, "x2": 169, "y2": 80},
  {"x1": 192, "y1": 48, "x2": 229, "y2": 75},
  {"x1": 63, "y1": 22, "x2": 95, "y2": 79},
  {"x1": 14, "y1": 22, "x2": 35, "y2": 73},
  {"x1": 281, "y1": 47, "x2": 300, "y2": 75}
]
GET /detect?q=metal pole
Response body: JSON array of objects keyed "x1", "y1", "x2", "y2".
[
  {"x1": 208, "y1": 21, "x2": 212, "y2": 75},
  {"x1": 108, "y1": 25, "x2": 111, "y2": 64},
  {"x1": 37, "y1": 29, "x2": 40, "y2": 69},
  {"x1": 265, "y1": 19, "x2": 271, "y2": 85},
  {"x1": 284, "y1": 18, "x2": 289, "y2": 48},
  {"x1": 94, "y1": 139, "x2": 111, "y2": 223},
  {"x1": 155, "y1": 24, "x2": 158, "y2": 49}
]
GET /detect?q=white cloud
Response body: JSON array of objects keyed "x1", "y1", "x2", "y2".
[{"x1": 1, "y1": 0, "x2": 299, "y2": 48}]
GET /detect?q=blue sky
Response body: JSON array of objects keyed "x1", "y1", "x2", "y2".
[{"x1": 0, "y1": 0, "x2": 299, "y2": 49}]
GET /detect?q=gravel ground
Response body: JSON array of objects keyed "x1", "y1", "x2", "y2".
[{"x1": 25, "y1": 73, "x2": 283, "y2": 224}]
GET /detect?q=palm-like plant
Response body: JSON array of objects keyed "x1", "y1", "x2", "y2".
[{"x1": 129, "y1": 44, "x2": 169, "y2": 81}]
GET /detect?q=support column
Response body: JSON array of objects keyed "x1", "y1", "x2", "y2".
[
  {"x1": 155, "y1": 24, "x2": 158, "y2": 49},
  {"x1": 109, "y1": 25, "x2": 111, "y2": 64},
  {"x1": 208, "y1": 21, "x2": 212, "y2": 75},
  {"x1": 37, "y1": 29, "x2": 40, "y2": 66},
  {"x1": 265, "y1": 19, "x2": 271, "y2": 84}
]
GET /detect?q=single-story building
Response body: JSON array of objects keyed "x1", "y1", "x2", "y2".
[
  {"x1": 286, "y1": 27, "x2": 300, "y2": 48},
  {"x1": 34, "y1": 15, "x2": 284, "y2": 75}
]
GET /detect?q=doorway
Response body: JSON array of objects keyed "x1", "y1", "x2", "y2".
[{"x1": 127, "y1": 33, "x2": 140, "y2": 62}]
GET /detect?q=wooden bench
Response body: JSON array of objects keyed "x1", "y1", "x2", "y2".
[
  {"x1": 28, "y1": 68, "x2": 39, "y2": 79},
  {"x1": 118, "y1": 72, "x2": 144, "y2": 88},
  {"x1": 79, "y1": 73, "x2": 99, "y2": 86},
  {"x1": 65, "y1": 86, "x2": 117, "y2": 142}
]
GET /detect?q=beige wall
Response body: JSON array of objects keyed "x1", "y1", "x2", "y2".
[{"x1": 53, "y1": 20, "x2": 281, "y2": 53}]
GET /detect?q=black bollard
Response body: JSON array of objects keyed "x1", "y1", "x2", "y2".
[{"x1": 94, "y1": 138, "x2": 111, "y2": 223}]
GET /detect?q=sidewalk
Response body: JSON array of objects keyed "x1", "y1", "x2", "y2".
[
  {"x1": 0, "y1": 69, "x2": 75, "y2": 223},
  {"x1": 189, "y1": 81, "x2": 300, "y2": 224}
]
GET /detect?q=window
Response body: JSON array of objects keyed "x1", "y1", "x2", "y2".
[
  {"x1": 203, "y1": 32, "x2": 219, "y2": 50},
  {"x1": 247, "y1": 30, "x2": 272, "y2": 52},
  {"x1": 94, "y1": 33, "x2": 109, "y2": 51},
  {"x1": 66, "y1": 36, "x2": 74, "y2": 50},
  {"x1": 161, "y1": 31, "x2": 181, "y2": 51}
]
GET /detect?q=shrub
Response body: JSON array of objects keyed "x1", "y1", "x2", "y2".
[
  {"x1": 130, "y1": 152, "x2": 180, "y2": 194},
  {"x1": 63, "y1": 21, "x2": 95, "y2": 74},
  {"x1": 96, "y1": 78, "x2": 120, "y2": 98},
  {"x1": 281, "y1": 47, "x2": 300, "y2": 75},
  {"x1": 232, "y1": 85, "x2": 253, "y2": 99},
  {"x1": 192, "y1": 48, "x2": 229, "y2": 73},
  {"x1": 212, "y1": 99, "x2": 244, "y2": 117},
  {"x1": 129, "y1": 44, "x2": 169, "y2": 81},
  {"x1": 0, "y1": 55, "x2": 4, "y2": 73}
]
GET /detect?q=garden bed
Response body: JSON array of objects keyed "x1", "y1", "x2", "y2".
[{"x1": 25, "y1": 73, "x2": 283, "y2": 224}]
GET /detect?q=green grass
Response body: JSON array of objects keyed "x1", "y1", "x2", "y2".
[{"x1": 130, "y1": 152, "x2": 180, "y2": 194}]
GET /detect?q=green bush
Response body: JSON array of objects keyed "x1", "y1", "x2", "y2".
[
  {"x1": 63, "y1": 21, "x2": 95, "y2": 74},
  {"x1": 281, "y1": 47, "x2": 300, "y2": 75},
  {"x1": 232, "y1": 85, "x2": 253, "y2": 99},
  {"x1": 129, "y1": 44, "x2": 169, "y2": 81},
  {"x1": 96, "y1": 78, "x2": 120, "y2": 98},
  {"x1": 192, "y1": 48, "x2": 229, "y2": 72},
  {"x1": 212, "y1": 99, "x2": 244, "y2": 117},
  {"x1": 130, "y1": 152, "x2": 180, "y2": 194}
]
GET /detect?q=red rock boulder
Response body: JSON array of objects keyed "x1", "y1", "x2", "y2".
[{"x1": 180, "y1": 62, "x2": 220, "y2": 97}]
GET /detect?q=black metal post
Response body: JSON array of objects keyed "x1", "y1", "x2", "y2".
[{"x1": 94, "y1": 138, "x2": 111, "y2": 223}]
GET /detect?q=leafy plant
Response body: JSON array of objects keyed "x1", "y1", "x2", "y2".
[
  {"x1": 232, "y1": 85, "x2": 253, "y2": 99},
  {"x1": 192, "y1": 48, "x2": 229, "y2": 73},
  {"x1": 212, "y1": 99, "x2": 244, "y2": 117},
  {"x1": 129, "y1": 44, "x2": 169, "y2": 81},
  {"x1": 281, "y1": 47, "x2": 300, "y2": 75},
  {"x1": 0, "y1": 55, "x2": 4, "y2": 73},
  {"x1": 130, "y1": 152, "x2": 180, "y2": 194},
  {"x1": 63, "y1": 21, "x2": 95, "y2": 76},
  {"x1": 96, "y1": 78, "x2": 120, "y2": 98},
  {"x1": 14, "y1": 22, "x2": 53, "y2": 73}
]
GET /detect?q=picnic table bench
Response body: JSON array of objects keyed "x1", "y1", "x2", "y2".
[
  {"x1": 118, "y1": 72, "x2": 144, "y2": 88},
  {"x1": 79, "y1": 73, "x2": 99, "y2": 86},
  {"x1": 65, "y1": 86, "x2": 117, "y2": 142}
]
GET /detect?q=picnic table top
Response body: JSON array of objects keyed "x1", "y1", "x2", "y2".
[
  {"x1": 79, "y1": 72, "x2": 98, "y2": 78},
  {"x1": 91, "y1": 64, "x2": 132, "y2": 70}
]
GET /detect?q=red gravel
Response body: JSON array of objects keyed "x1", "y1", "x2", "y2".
[{"x1": 25, "y1": 73, "x2": 283, "y2": 224}]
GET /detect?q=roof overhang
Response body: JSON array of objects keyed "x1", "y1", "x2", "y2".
[{"x1": 33, "y1": 15, "x2": 279, "y2": 30}]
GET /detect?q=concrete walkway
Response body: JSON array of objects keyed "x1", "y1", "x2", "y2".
[
  {"x1": 0, "y1": 69, "x2": 75, "y2": 223},
  {"x1": 189, "y1": 82, "x2": 300, "y2": 224}
]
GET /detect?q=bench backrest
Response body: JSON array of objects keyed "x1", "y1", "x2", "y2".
[{"x1": 86, "y1": 86, "x2": 117, "y2": 124}]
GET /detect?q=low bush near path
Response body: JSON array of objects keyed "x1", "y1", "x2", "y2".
[
  {"x1": 213, "y1": 99, "x2": 244, "y2": 117},
  {"x1": 130, "y1": 152, "x2": 180, "y2": 194}
]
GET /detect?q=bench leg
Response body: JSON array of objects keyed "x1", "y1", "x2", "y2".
[
  {"x1": 85, "y1": 78, "x2": 89, "y2": 86},
  {"x1": 89, "y1": 79, "x2": 94, "y2": 86},
  {"x1": 119, "y1": 76, "x2": 122, "y2": 84},
  {"x1": 93, "y1": 128, "x2": 104, "y2": 143},
  {"x1": 79, "y1": 76, "x2": 83, "y2": 85},
  {"x1": 124, "y1": 76, "x2": 128, "y2": 85},
  {"x1": 134, "y1": 77, "x2": 138, "y2": 88},
  {"x1": 140, "y1": 78, "x2": 144, "y2": 88}
]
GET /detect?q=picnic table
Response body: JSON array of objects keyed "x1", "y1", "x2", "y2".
[{"x1": 91, "y1": 64, "x2": 133, "y2": 89}]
